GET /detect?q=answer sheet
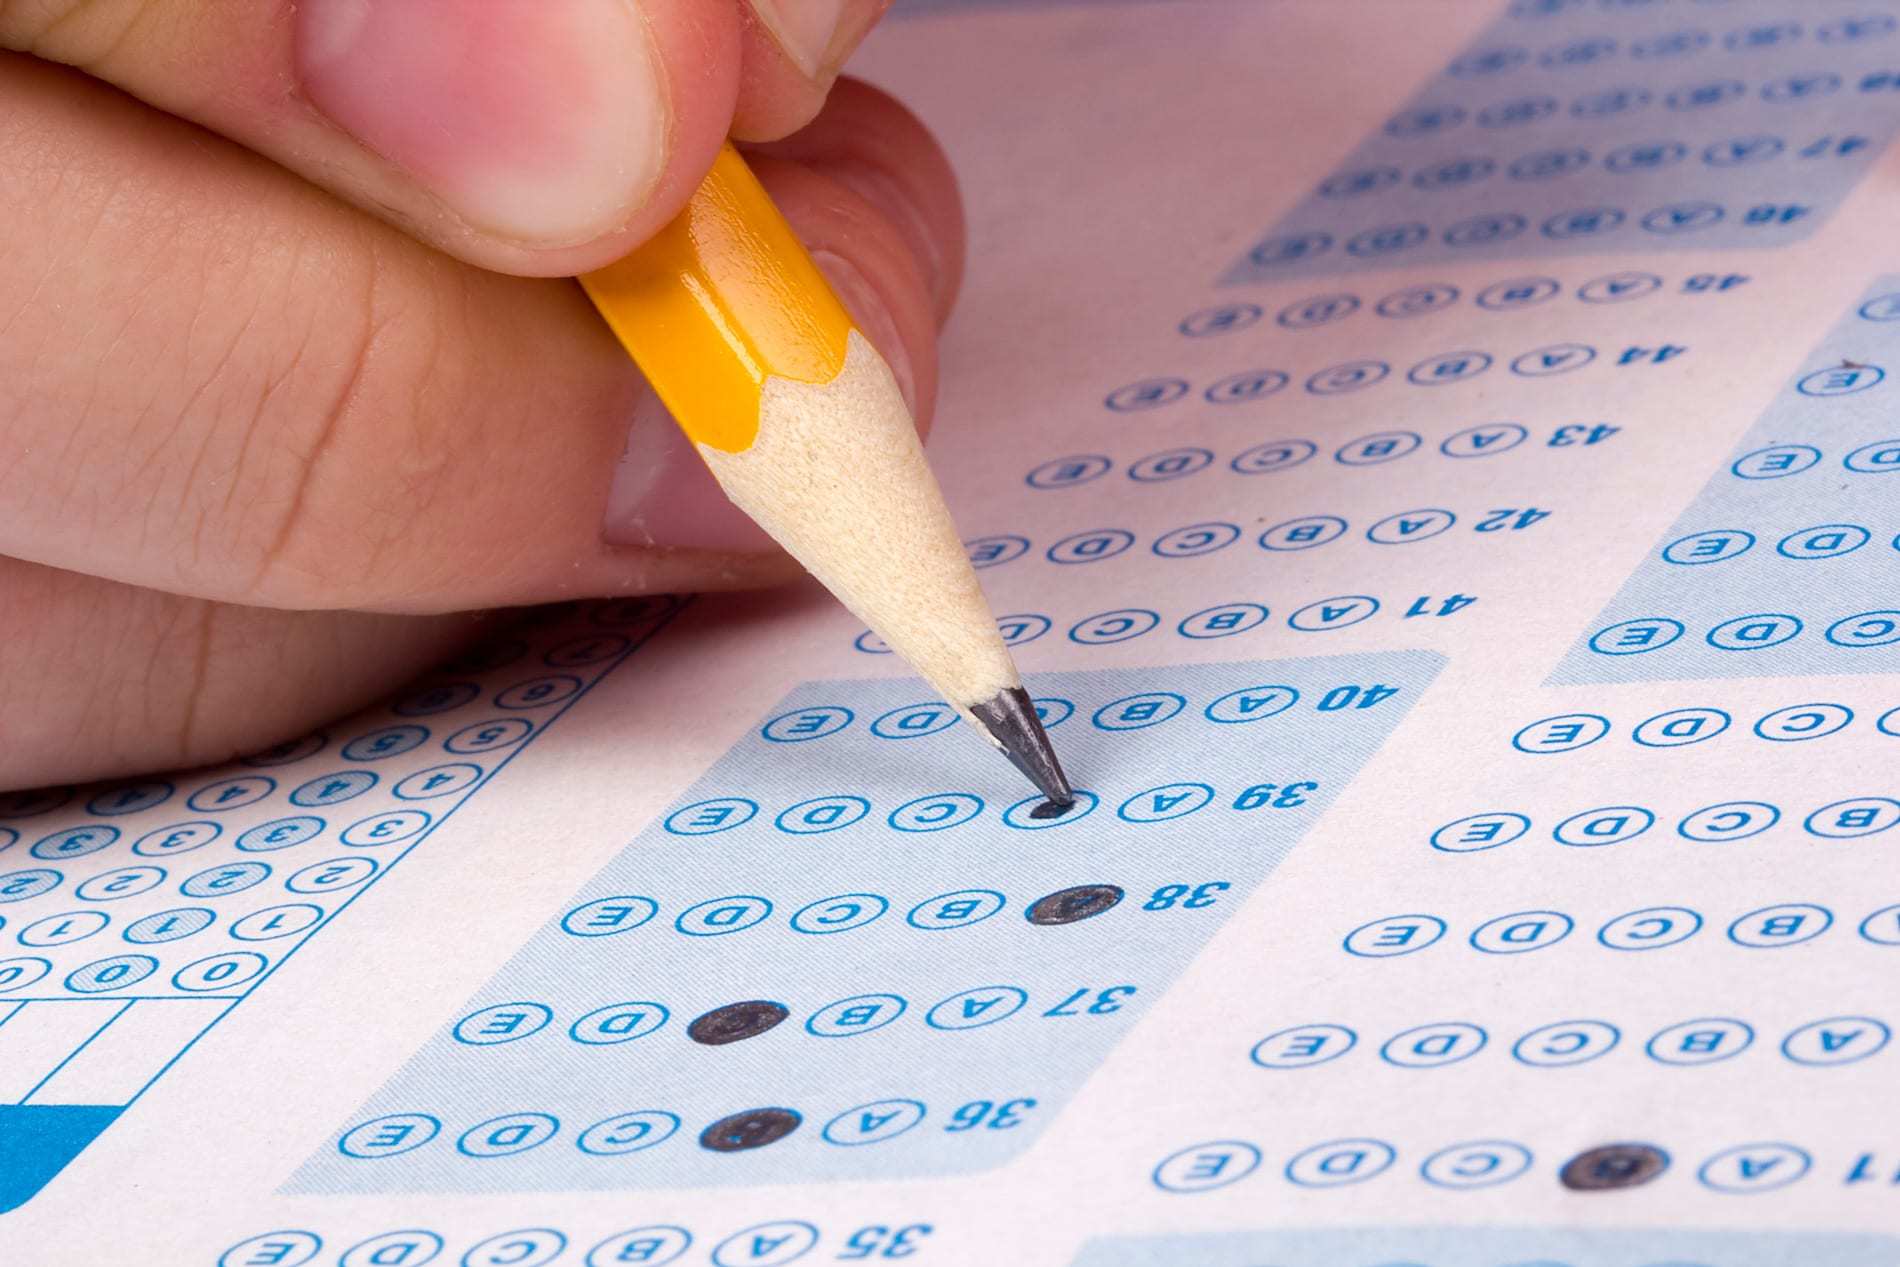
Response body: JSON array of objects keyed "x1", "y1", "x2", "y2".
[{"x1": 6, "y1": 0, "x2": 1900, "y2": 1262}]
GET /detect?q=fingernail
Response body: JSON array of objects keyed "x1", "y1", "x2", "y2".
[
  {"x1": 812, "y1": 249, "x2": 917, "y2": 414},
  {"x1": 602, "y1": 388, "x2": 779, "y2": 552},
  {"x1": 295, "y1": 0, "x2": 669, "y2": 246},
  {"x1": 745, "y1": 0, "x2": 885, "y2": 80}
]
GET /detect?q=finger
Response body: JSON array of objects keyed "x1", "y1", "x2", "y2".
[
  {"x1": 0, "y1": 53, "x2": 966, "y2": 616},
  {"x1": 745, "y1": 78, "x2": 966, "y2": 323},
  {"x1": 730, "y1": 0, "x2": 892, "y2": 140},
  {"x1": 0, "y1": 556, "x2": 483, "y2": 789},
  {"x1": 1, "y1": 0, "x2": 742, "y2": 276}
]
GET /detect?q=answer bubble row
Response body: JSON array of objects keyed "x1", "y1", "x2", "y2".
[
  {"x1": 1511, "y1": 702, "x2": 1900, "y2": 752},
  {"x1": 1431, "y1": 796, "x2": 1900, "y2": 851},
  {"x1": 1345, "y1": 899, "x2": 1900, "y2": 958}
]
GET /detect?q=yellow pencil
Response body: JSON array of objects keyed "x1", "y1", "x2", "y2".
[{"x1": 580, "y1": 143, "x2": 1073, "y2": 807}]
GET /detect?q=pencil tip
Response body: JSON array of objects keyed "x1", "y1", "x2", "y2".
[{"x1": 969, "y1": 686, "x2": 1075, "y2": 808}]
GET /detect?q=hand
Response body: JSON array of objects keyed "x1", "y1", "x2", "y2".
[{"x1": 0, "y1": 0, "x2": 965, "y2": 788}]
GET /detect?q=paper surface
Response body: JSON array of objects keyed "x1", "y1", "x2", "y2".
[{"x1": 6, "y1": 1, "x2": 1900, "y2": 1262}]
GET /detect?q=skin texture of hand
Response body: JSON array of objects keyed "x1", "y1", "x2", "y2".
[{"x1": 0, "y1": 1, "x2": 966, "y2": 789}]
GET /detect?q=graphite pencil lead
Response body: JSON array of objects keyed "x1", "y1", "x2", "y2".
[{"x1": 969, "y1": 686, "x2": 1075, "y2": 809}]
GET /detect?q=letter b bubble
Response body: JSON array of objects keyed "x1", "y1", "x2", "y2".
[
  {"x1": 1647, "y1": 1018, "x2": 1754, "y2": 1066},
  {"x1": 1728, "y1": 903, "x2": 1832, "y2": 948}
]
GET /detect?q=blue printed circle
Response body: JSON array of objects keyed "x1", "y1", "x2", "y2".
[
  {"x1": 1104, "y1": 377, "x2": 1189, "y2": 412},
  {"x1": 966, "y1": 535, "x2": 1030, "y2": 569},
  {"x1": 790, "y1": 893, "x2": 888, "y2": 935},
  {"x1": 1376, "y1": 283, "x2": 1459, "y2": 318},
  {"x1": 229, "y1": 904, "x2": 324, "y2": 941},
  {"x1": 341, "y1": 810, "x2": 431, "y2": 847},
  {"x1": 996, "y1": 613, "x2": 1052, "y2": 647},
  {"x1": 1804, "y1": 798, "x2": 1900, "y2": 839},
  {"x1": 1431, "y1": 812, "x2": 1530, "y2": 853},
  {"x1": 1205, "y1": 684, "x2": 1299, "y2": 725},
  {"x1": 1026, "y1": 454, "x2": 1111, "y2": 490},
  {"x1": 1554, "y1": 805, "x2": 1653, "y2": 847},
  {"x1": 1305, "y1": 359, "x2": 1389, "y2": 394},
  {"x1": 1420, "y1": 1140, "x2": 1533, "y2": 1190},
  {"x1": 761, "y1": 706, "x2": 853, "y2": 743},
  {"x1": 1380, "y1": 1024, "x2": 1486, "y2": 1068},
  {"x1": 1733, "y1": 444, "x2": 1821, "y2": 479},
  {"x1": 1277, "y1": 293, "x2": 1359, "y2": 329},
  {"x1": 1129, "y1": 447, "x2": 1213, "y2": 483},
  {"x1": 1443, "y1": 214, "x2": 1525, "y2": 248},
  {"x1": 1634, "y1": 708, "x2": 1730, "y2": 748},
  {"x1": 1070, "y1": 609, "x2": 1160, "y2": 645},
  {"x1": 454, "y1": 1002, "x2": 552, "y2": 1046},
  {"x1": 1248, "y1": 231, "x2": 1333, "y2": 267},
  {"x1": 1117, "y1": 783, "x2": 1214, "y2": 824},
  {"x1": 1782, "y1": 1016, "x2": 1889, "y2": 1067},
  {"x1": 290, "y1": 771, "x2": 376, "y2": 808},
  {"x1": 444, "y1": 718, "x2": 533, "y2": 754},
  {"x1": 1318, "y1": 166, "x2": 1398, "y2": 199},
  {"x1": 1440, "y1": 424, "x2": 1527, "y2": 458},
  {"x1": 286, "y1": 856, "x2": 374, "y2": 896},
  {"x1": 1705, "y1": 134, "x2": 1783, "y2": 167},
  {"x1": 181, "y1": 862, "x2": 271, "y2": 899},
  {"x1": 1178, "y1": 303, "x2": 1262, "y2": 336},
  {"x1": 458, "y1": 1113, "x2": 558, "y2": 1158},
  {"x1": 338, "y1": 1113, "x2": 439, "y2": 1159},
  {"x1": 172, "y1": 951, "x2": 267, "y2": 992},
  {"x1": 1334, "y1": 431, "x2": 1420, "y2": 466},
  {"x1": 1347, "y1": 222, "x2": 1427, "y2": 258},
  {"x1": 1827, "y1": 611, "x2": 1900, "y2": 648},
  {"x1": 1205, "y1": 370, "x2": 1290, "y2": 405},
  {"x1": 1607, "y1": 139, "x2": 1685, "y2": 172},
  {"x1": 1511, "y1": 343, "x2": 1595, "y2": 376},
  {"x1": 1047, "y1": 528, "x2": 1135, "y2": 566},
  {"x1": 1648, "y1": 1018, "x2": 1753, "y2": 1065},
  {"x1": 1412, "y1": 155, "x2": 1494, "y2": 190},
  {"x1": 906, "y1": 890, "x2": 1005, "y2": 931},
  {"x1": 236, "y1": 817, "x2": 324, "y2": 853},
  {"x1": 576, "y1": 1113, "x2": 679, "y2": 1157},
  {"x1": 1667, "y1": 79, "x2": 1744, "y2": 111},
  {"x1": 664, "y1": 798, "x2": 757, "y2": 836},
  {"x1": 1729, "y1": 903, "x2": 1832, "y2": 946},
  {"x1": 1513, "y1": 1020, "x2": 1620, "y2": 1067},
  {"x1": 462, "y1": 1230, "x2": 566, "y2": 1267},
  {"x1": 1259, "y1": 516, "x2": 1347, "y2": 551},
  {"x1": 822, "y1": 1099, "x2": 927, "y2": 1147},
  {"x1": 1470, "y1": 911, "x2": 1573, "y2": 954},
  {"x1": 1477, "y1": 95, "x2": 1556, "y2": 127},
  {"x1": 1799, "y1": 364, "x2": 1884, "y2": 396},
  {"x1": 17, "y1": 910, "x2": 107, "y2": 951},
  {"x1": 1251, "y1": 1024, "x2": 1357, "y2": 1069},
  {"x1": 187, "y1": 777, "x2": 276, "y2": 813},
  {"x1": 1002, "y1": 791, "x2": 1099, "y2": 830},
  {"x1": 1663, "y1": 528, "x2": 1753, "y2": 565},
  {"x1": 1033, "y1": 697, "x2": 1074, "y2": 728},
  {"x1": 1367, "y1": 509, "x2": 1454, "y2": 545},
  {"x1": 123, "y1": 907, "x2": 215, "y2": 945},
  {"x1": 495, "y1": 675, "x2": 582, "y2": 710},
  {"x1": 1153, "y1": 1140, "x2": 1261, "y2": 1193},
  {"x1": 393, "y1": 683, "x2": 480, "y2": 717},
  {"x1": 870, "y1": 702, "x2": 958, "y2": 740},
  {"x1": 86, "y1": 783, "x2": 172, "y2": 816},
  {"x1": 1642, "y1": 200, "x2": 1723, "y2": 235},
  {"x1": 1178, "y1": 603, "x2": 1269, "y2": 639},
  {"x1": 1292, "y1": 1139, "x2": 1398, "y2": 1192},
  {"x1": 1631, "y1": 28, "x2": 1708, "y2": 59},
  {"x1": 1511, "y1": 713, "x2": 1610, "y2": 754},
  {"x1": 1599, "y1": 907, "x2": 1702, "y2": 952},
  {"x1": 560, "y1": 897, "x2": 657, "y2": 939},
  {"x1": 1845, "y1": 438, "x2": 1900, "y2": 473},
  {"x1": 1154, "y1": 522, "x2": 1240, "y2": 559},
  {"x1": 675, "y1": 895, "x2": 771, "y2": 937},
  {"x1": 1678, "y1": 800, "x2": 1780, "y2": 843},
  {"x1": 1092, "y1": 692, "x2": 1185, "y2": 731},
  {"x1": 1589, "y1": 617, "x2": 1684, "y2": 655},
  {"x1": 1408, "y1": 350, "x2": 1492, "y2": 384},
  {"x1": 926, "y1": 985, "x2": 1028, "y2": 1031},
  {"x1": 569, "y1": 1001, "x2": 668, "y2": 1045},
  {"x1": 392, "y1": 764, "x2": 481, "y2": 800},
  {"x1": 341, "y1": 1233, "x2": 445, "y2": 1267},
  {"x1": 1543, "y1": 206, "x2": 1625, "y2": 240},
  {"x1": 73, "y1": 866, "x2": 160, "y2": 902},
  {"x1": 1510, "y1": 146, "x2": 1590, "y2": 179},
  {"x1": 1706, "y1": 613, "x2": 1801, "y2": 652},
  {"x1": 220, "y1": 1232, "x2": 323, "y2": 1267},
  {"x1": 1289, "y1": 593, "x2": 1392, "y2": 632},
  {"x1": 1754, "y1": 704, "x2": 1851, "y2": 742},
  {"x1": 774, "y1": 796, "x2": 870, "y2": 835},
  {"x1": 30, "y1": 826, "x2": 119, "y2": 862},
  {"x1": 1230, "y1": 439, "x2": 1316, "y2": 475},
  {"x1": 1578, "y1": 271, "x2": 1658, "y2": 304},
  {"x1": 0, "y1": 957, "x2": 50, "y2": 992},
  {"x1": 888, "y1": 793, "x2": 984, "y2": 833},
  {"x1": 341, "y1": 725, "x2": 429, "y2": 762},
  {"x1": 1343, "y1": 914, "x2": 1446, "y2": 958},
  {"x1": 66, "y1": 954, "x2": 158, "y2": 993}
]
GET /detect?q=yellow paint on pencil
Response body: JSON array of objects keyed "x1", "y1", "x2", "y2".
[{"x1": 580, "y1": 143, "x2": 853, "y2": 452}]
